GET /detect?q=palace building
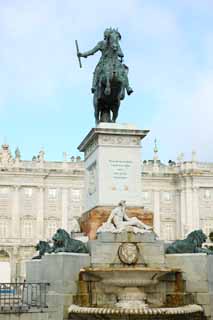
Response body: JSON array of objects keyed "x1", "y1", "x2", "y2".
[{"x1": 0, "y1": 143, "x2": 213, "y2": 281}]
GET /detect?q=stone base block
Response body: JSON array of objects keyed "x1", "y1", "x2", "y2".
[
  {"x1": 137, "y1": 241, "x2": 165, "y2": 267},
  {"x1": 196, "y1": 293, "x2": 211, "y2": 305},
  {"x1": 42, "y1": 253, "x2": 90, "y2": 293},
  {"x1": 26, "y1": 253, "x2": 91, "y2": 320},
  {"x1": 47, "y1": 292, "x2": 75, "y2": 320},
  {"x1": 166, "y1": 292, "x2": 194, "y2": 307},
  {"x1": 165, "y1": 253, "x2": 209, "y2": 281},
  {"x1": 202, "y1": 305, "x2": 211, "y2": 318},
  {"x1": 0, "y1": 313, "x2": 50, "y2": 320},
  {"x1": 97, "y1": 231, "x2": 156, "y2": 243},
  {"x1": 26, "y1": 260, "x2": 42, "y2": 282},
  {"x1": 186, "y1": 280, "x2": 209, "y2": 293},
  {"x1": 88, "y1": 239, "x2": 164, "y2": 267},
  {"x1": 80, "y1": 206, "x2": 153, "y2": 240},
  {"x1": 165, "y1": 253, "x2": 213, "y2": 319},
  {"x1": 88, "y1": 240, "x2": 121, "y2": 266},
  {"x1": 26, "y1": 253, "x2": 91, "y2": 293}
]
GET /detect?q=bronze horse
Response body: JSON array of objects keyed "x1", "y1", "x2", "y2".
[{"x1": 77, "y1": 28, "x2": 133, "y2": 124}]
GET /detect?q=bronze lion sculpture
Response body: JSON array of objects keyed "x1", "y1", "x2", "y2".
[
  {"x1": 52, "y1": 228, "x2": 88, "y2": 253},
  {"x1": 33, "y1": 229, "x2": 88, "y2": 259},
  {"x1": 166, "y1": 229, "x2": 213, "y2": 254},
  {"x1": 32, "y1": 240, "x2": 53, "y2": 259}
]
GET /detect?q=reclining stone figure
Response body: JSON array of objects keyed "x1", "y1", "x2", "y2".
[{"x1": 97, "y1": 200, "x2": 152, "y2": 234}]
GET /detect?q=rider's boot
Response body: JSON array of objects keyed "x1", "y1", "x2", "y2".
[
  {"x1": 124, "y1": 77, "x2": 133, "y2": 95},
  {"x1": 91, "y1": 87, "x2": 95, "y2": 94}
]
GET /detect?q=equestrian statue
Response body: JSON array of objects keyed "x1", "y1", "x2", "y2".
[{"x1": 76, "y1": 28, "x2": 133, "y2": 124}]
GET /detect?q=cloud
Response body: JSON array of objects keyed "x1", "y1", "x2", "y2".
[
  {"x1": 130, "y1": 3, "x2": 180, "y2": 39},
  {"x1": 0, "y1": 0, "x2": 140, "y2": 108},
  {"x1": 146, "y1": 69, "x2": 213, "y2": 162},
  {"x1": 0, "y1": 1, "x2": 213, "y2": 162}
]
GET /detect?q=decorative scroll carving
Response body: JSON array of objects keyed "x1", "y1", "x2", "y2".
[
  {"x1": 85, "y1": 139, "x2": 98, "y2": 159},
  {"x1": 99, "y1": 135, "x2": 140, "y2": 146},
  {"x1": 87, "y1": 162, "x2": 96, "y2": 196}
]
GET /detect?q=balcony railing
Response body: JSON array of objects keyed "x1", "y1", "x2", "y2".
[{"x1": 0, "y1": 282, "x2": 49, "y2": 313}]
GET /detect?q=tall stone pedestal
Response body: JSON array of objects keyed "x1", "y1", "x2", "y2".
[
  {"x1": 78, "y1": 123, "x2": 150, "y2": 238},
  {"x1": 78, "y1": 123, "x2": 149, "y2": 210}
]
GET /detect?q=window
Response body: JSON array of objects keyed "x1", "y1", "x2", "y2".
[
  {"x1": 0, "y1": 220, "x2": 8, "y2": 238},
  {"x1": 24, "y1": 188, "x2": 32, "y2": 198},
  {"x1": 23, "y1": 220, "x2": 33, "y2": 238},
  {"x1": 46, "y1": 220, "x2": 58, "y2": 239},
  {"x1": 142, "y1": 191, "x2": 149, "y2": 201},
  {"x1": 72, "y1": 190, "x2": 80, "y2": 202},
  {"x1": 48, "y1": 189, "x2": 57, "y2": 199},
  {"x1": 0, "y1": 188, "x2": 9, "y2": 195},
  {"x1": 204, "y1": 189, "x2": 211, "y2": 200},
  {"x1": 162, "y1": 191, "x2": 171, "y2": 202},
  {"x1": 201, "y1": 220, "x2": 213, "y2": 237},
  {"x1": 161, "y1": 222, "x2": 175, "y2": 241}
]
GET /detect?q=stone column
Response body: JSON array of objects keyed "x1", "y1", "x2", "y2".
[
  {"x1": 192, "y1": 187, "x2": 200, "y2": 230},
  {"x1": 175, "y1": 190, "x2": 181, "y2": 239},
  {"x1": 180, "y1": 188, "x2": 186, "y2": 238},
  {"x1": 185, "y1": 179, "x2": 193, "y2": 233},
  {"x1": 153, "y1": 190, "x2": 160, "y2": 237},
  {"x1": 10, "y1": 247, "x2": 19, "y2": 282},
  {"x1": 12, "y1": 186, "x2": 20, "y2": 239},
  {"x1": 61, "y1": 188, "x2": 68, "y2": 230},
  {"x1": 36, "y1": 187, "x2": 44, "y2": 240}
]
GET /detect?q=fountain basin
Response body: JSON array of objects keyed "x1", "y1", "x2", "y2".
[
  {"x1": 80, "y1": 267, "x2": 178, "y2": 308},
  {"x1": 69, "y1": 304, "x2": 206, "y2": 320}
]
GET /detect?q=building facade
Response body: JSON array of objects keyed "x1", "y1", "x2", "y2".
[
  {"x1": 0, "y1": 143, "x2": 213, "y2": 281},
  {"x1": 0, "y1": 144, "x2": 85, "y2": 281},
  {"x1": 142, "y1": 157, "x2": 213, "y2": 242}
]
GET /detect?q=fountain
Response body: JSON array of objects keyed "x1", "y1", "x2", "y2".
[
  {"x1": 25, "y1": 224, "x2": 211, "y2": 320},
  {"x1": 69, "y1": 265, "x2": 205, "y2": 319},
  {"x1": 68, "y1": 228, "x2": 206, "y2": 320},
  {"x1": 79, "y1": 267, "x2": 174, "y2": 309}
]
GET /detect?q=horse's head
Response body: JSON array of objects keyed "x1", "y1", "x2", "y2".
[{"x1": 104, "y1": 28, "x2": 121, "y2": 52}]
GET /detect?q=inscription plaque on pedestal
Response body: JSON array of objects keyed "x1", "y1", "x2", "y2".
[{"x1": 78, "y1": 123, "x2": 149, "y2": 211}]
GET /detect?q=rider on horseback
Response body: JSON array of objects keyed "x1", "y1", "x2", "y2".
[{"x1": 78, "y1": 28, "x2": 133, "y2": 96}]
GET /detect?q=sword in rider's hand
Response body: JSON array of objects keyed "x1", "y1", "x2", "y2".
[{"x1": 75, "y1": 40, "x2": 82, "y2": 68}]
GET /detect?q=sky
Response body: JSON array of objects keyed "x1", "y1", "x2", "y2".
[{"x1": 0, "y1": 0, "x2": 213, "y2": 163}]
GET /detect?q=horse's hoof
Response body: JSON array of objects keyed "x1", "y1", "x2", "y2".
[
  {"x1": 127, "y1": 87, "x2": 133, "y2": 95},
  {"x1": 104, "y1": 88, "x2": 111, "y2": 95}
]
